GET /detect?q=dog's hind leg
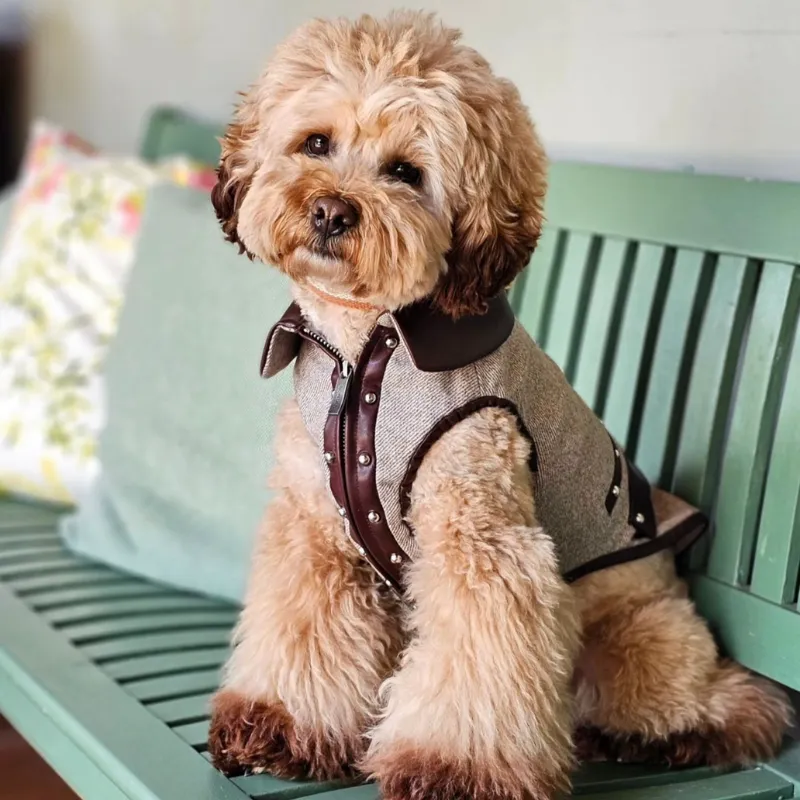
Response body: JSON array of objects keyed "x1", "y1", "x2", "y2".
[
  {"x1": 364, "y1": 407, "x2": 581, "y2": 800},
  {"x1": 208, "y1": 400, "x2": 403, "y2": 780},
  {"x1": 573, "y1": 552, "x2": 792, "y2": 768}
]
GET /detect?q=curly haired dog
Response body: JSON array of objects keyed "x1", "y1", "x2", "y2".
[{"x1": 207, "y1": 12, "x2": 791, "y2": 799}]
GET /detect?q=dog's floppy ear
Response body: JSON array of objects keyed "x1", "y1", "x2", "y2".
[
  {"x1": 432, "y1": 78, "x2": 547, "y2": 319},
  {"x1": 211, "y1": 95, "x2": 259, "y2": 256}
]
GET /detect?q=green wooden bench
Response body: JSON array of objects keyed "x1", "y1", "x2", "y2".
[{"x1": 1, "y1": 107, "x2": 798, "y2": 800}]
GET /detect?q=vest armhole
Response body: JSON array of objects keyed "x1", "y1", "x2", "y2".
[{"x1": 398, "y1": 397, "x2": 538, "y2": 523}]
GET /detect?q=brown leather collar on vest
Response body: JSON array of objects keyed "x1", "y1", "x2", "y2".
[{"x1": 269, "y1": 292, "x2": 516, "y2": 373}]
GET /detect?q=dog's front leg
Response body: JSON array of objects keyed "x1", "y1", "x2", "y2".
[
  {"x1": 365, "y1": 408, "x2": 580, "y2": 800},
  {"x1": 208, "y1": 401, "x2": 403, "y2": 780}
]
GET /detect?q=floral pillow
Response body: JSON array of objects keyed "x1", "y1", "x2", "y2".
[{"x1": 0, "y1": 121, "x2": 216, "y2": 505}]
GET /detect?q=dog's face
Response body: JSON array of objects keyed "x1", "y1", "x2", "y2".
[{"x1": 213, "y1": 12, "x2": 547, "y2": 317}]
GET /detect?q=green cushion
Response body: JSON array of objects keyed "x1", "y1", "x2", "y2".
[{"x1": 59, "y1": 183, "x2": 292, "y2": 602}]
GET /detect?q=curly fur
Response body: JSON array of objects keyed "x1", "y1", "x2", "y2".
[
  {"x1": 211, "y1": 11, "x2": 545, "y2": 318},
  {"x1": 209, "y1": 11, "x2": 792, "y2": 798}
]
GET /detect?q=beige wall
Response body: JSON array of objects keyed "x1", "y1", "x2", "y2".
[{"x1": 25, "y1": 0, "x2": 800, "y2": 180}]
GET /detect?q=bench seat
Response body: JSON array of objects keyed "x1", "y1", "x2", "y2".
[{"x1": 2, "y1": 499, "x2": 797, "y2": 800}]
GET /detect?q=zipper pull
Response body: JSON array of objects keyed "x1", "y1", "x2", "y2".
[{"x1": 328, "y1": 361, "x2": 353, "y2": 417}]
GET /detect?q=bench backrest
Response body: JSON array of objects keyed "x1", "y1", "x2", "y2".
[{"x1": 141, "y1": 108, "x2": 800, "y2": 692}]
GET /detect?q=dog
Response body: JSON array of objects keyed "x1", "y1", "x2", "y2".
[{"x1": 206, "y1": 12, "x2": 791, "y2": 799}]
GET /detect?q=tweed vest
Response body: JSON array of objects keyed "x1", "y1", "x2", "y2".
[{"x1": 261, "y1": 294, "x2": 707, "y2": 594}]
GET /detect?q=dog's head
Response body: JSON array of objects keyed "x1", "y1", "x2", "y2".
[{"x1": 213, "y1": 12, "x2": 547, "y2": 317}]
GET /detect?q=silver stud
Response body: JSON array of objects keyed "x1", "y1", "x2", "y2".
[
  {"x1": 338, "y1": 506, "x2": 347, "y2": 517},
  {"x1": 357, "y1": 546, "x2": 366, "y2": 556},
  {"x1": 614, "y1": 448, "x2": 620, "y2": 457},
  {"x1": 324, "y1": 451, "x2": 334, "y2": 464},
  {"x1": 390, "y1": 553, "x2": 402, "y2": 564},
  {"x1": 367, "y1": 510, "x2": 381, "y2": 524},
  {"x1": 635, "y1": 512, "x2": 645, "y2": 524},
  {"x1": 358, "y1": 452, "x2": 372, "y2": 466},
  {"x1": 612, "y1": 485, "x2": 620, "y2": 497},
  {"x1": 385, "y1": 337, "x2": 398, "y2": 349},
  {"x1": 385, "y1": 580, "x2": 393, "y2": 587},
  {"x1": 364, "y1": 392, "x2": 377, "y2": 405}
]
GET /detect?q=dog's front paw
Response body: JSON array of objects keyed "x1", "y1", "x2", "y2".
[
  {"x1": 208, "y1": 690, "x2": 361, "y2": 780},
  {"x1": 367, "y1": 743, "x2": 565, "y2": 800}
]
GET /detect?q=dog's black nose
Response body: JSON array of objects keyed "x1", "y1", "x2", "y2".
[{"x1": 311, "y1": 196, "x2": 359, "y2": 239}]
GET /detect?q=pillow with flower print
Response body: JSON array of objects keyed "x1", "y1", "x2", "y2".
[{"x1": 0, "y1": 120, "x2": 164, "y2": 505}]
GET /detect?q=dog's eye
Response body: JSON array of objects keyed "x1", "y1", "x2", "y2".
[
  {"x1": 305, "y1": 134, "x2": 330, "y2": 157},
  {"x1": 386, "y1": 161, "x2": 422, "y2": 186}
]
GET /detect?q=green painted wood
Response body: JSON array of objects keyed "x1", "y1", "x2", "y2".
[
  {"x1": 571, "y1": 237, "x2": 632, "y2": 411},
  {"x1": 59, "y1": 609, "x2": 237, "y2": 645},
  {"x1": 0, "y1": 668, "x2": 131, "y2": 800},
  {"x1": 672, "y1": 256, "x2": 758, "y2": 511},
  {"x1": 0, "y1": 531, "x2": 60, "y2": 548},
  {"x1": 515, "y1": 227, "x2": 564, "y2": 344},
  {"x1": 582, "y1": 768, "x2": 792, "y2": 800},
  {"x1": 0, "y1": 583, "x2": 252, "y2": 800},
  {"x1": 234, "y1": 773, "x2": 344, "y2": 800},
  {"x1": 140, "y1": 106, "x2": 223, "y2": 166},
  {"x1": 11, "y1": 568, "x2": 130, "y2": 595},
  {"x1": 0, "y1": 499, "x2": 62, "y2": 529},
  {"x1": 708, "y1": 263, "x2": 800, "y2": 587},
  {"x1": 306, "y1": 768, "x2": 793, "y2": 800},
  {"x1": 26, "y1": 581, "x2": 170, "y2": 610},
  {"x1": 691, "y1": 574, "x2": 800, "y2": 691},
  {"x1": 147, "y1": 692, "x2": 212, "y2": 725},
  {"x1": 171, "y1": 719, "x2": 211, "y2": 747},
  {"x1": 750, "y1": 309, "x2": 800, "y2": 605},
  {"x1": 0, "y1": 553, "x2": 91, "y2": 579},
  {"x1": 43, "y1": 594, "x2": 226, "y2": 626},
  {"x1": 599, "y1": 243, "x2": 667, "y2": 452},
  {"x1": 82, "y1": 628, "x2": 232, "y2": 664},
  {"x1": 634, "y1": 248, "x2": 708, "y2": 485},
  {"x1": 304, "y1": 787, "x2": 378, "y2": 800},
  {"x1": 572, "y1": 763, "x2": 720, "y2": 793},
  {"x1": 100, "y1": 647, "x2": 230, "y2": 683},
  {"x1": 542, "y1": 232, "x2": 599, "y2": 373},
  {"x1": 545, "y1": 161, "x2": 800, "y2": 266},
  {"x1": 125, "y1": 668, "x2": 221, "y2": 703},
  {"x1": 0, "y1": 543, "x2": 70, "y2": 563},
  {"x1": 765, "y1": 739, "x2": 800, "y2": 791}
]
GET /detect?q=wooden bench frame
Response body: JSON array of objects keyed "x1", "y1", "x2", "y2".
[{"x1": 0, "y1": 107, "x2": 798, "y2": 800}]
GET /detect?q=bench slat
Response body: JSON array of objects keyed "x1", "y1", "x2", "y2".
[
  {"x1": 9, "y1": 565, "x2": 118, "y2": 594},
  {"x1": 0, "y1": 543, "x2": 70, "y2": 563},
  {"x1": 0, "y1": 531, "x2": 61, "y2": 548},
  {"x1": 42, "y1": 593, "x2": 227, "y2": 625},
  {"x1": 0, "y1": 553, "x2": 95, "y2": 579},
  {"x1": 100, "y1": 647, "x2": 230, "y2": 683},
  {"x1": 234, "y1": 773, "x2": 342, "y2": 800},
  {"x1": 634, "y1": 248, "x2": 707, "y2": 484},
  {"x1": 571, "y1": 238, "x2": 632, "y2": 412},
  {"x1": 0, "y1": 500, "x2": 62, "y2": 530},
  {"x1": 545, "y1": 161, "x2": 800, "y2": 266},
  {"x1": 750, "y1": 301, "x2": 800, "y2": 604},
  {"x1": 542, "y1": 232, "x2": 598, "y2": 373},
  {"x1": 82, "y1": 628, "x2": 232, "y2": 663},
  {"x1": 709, "y1": 262, "x2": 800, "y2": 586},
  {"x1": 147, "y1": 691, "x2": 213, "y2": 725},
  {"x1": 516, "y1": 227, "x2": 564, "y2": 343},
  {"x1": 172, "y1": 718, "x2": 211, "y2": 748},
  {"x1": 672, "y1": 256, "x2": 757, "y2": 512},
  {"x1": 125, "y1": 668, "x2": 221, "y2": 703},
  {"x1": 600, "y1": 243, "x2": 667, "y2": 452},
  {"x1": 25, "y1": 580, "x2": 169, "y2": 610}
]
